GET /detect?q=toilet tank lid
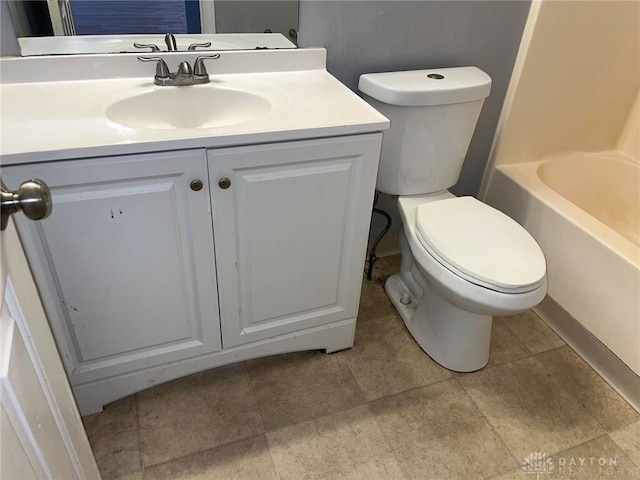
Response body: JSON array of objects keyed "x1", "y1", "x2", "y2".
[{"x1": 358, "y1": 67, "x2": 491, "y2": 107}]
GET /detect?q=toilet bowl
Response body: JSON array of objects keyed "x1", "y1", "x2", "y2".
[
  {"x1": 387, "y1": 193, "x2": 546, "y2": 372},
  {"x1": 358, "y1": 67, "x2": 548, "y2": 371}
]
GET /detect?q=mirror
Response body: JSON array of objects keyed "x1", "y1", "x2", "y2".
[{"x1": 8, "y1": 0, "x2": 299, "y2": 56}]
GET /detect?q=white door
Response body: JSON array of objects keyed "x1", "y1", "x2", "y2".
[{"x1": 0, "y1": 210, "x2": 99, "y2": 478}]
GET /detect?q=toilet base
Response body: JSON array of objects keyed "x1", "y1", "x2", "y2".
[{"x1": 385, "y1": 273, "x2": 492, "y2": 372}]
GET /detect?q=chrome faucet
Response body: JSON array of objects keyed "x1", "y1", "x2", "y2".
[
  {"x1": 138, "y1": 55, "x2": 221, "y2": 86},
  {"x1": 133, "y1": 34, "x2": 212, "y2": 53},
  {"x1": 164, "y1": 33, "x2": 177, "y2": 51}
]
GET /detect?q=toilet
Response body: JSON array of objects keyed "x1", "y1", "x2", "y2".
[{"x1": 359, "y1": 67, "x2": 547, "y2": 372}]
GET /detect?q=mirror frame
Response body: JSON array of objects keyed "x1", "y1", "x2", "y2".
[{"x1": 8, "y1": 0, "x2": 299, "y2": 56}]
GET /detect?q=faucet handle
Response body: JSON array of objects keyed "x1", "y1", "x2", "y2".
[
  {"x1": 137, "y1": 56, "x2": 171, "y2": 79},
  {"x1": 194, "y1": 54, "x2": 221, "y2": 77},
  {"x1": 133, "y1": 42, "x2": 160, "y2": 52},
  {"x1": 188, "y1": 41, "x2": 212, "y2": 51}
]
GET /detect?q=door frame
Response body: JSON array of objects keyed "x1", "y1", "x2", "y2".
[{"x1": 199, "y1": 0, "x2": 216, "y2": 33}]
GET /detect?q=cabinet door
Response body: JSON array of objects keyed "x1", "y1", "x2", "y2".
[
  {"x1": 4, "y1": 150, "x2": 220, "y2": 385},
  {"x1": 209, "y1": 134, "x2": 382, "y2": 348}
]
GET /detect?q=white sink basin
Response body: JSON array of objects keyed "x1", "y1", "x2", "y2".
[{"x1": 106, "y1": 85, "x2": 274, "y2": 129}]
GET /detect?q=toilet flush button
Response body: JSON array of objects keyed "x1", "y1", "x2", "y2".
[{"x1": 427, "y1": 73, "x2": 444, "y2": 80}]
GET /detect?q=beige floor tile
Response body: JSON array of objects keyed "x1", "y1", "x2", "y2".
[
  {"x1": 485, "y1": 316, "x2": 535, "y2": 367},
  {"x1": 460, "y1": 357, "x2": 604, "y2": 461},
  {"x1": 366, "y1": 254, "x2": 401, "y2": 282},
  {"x1": 370, "y1": 379, "x2": 517, "y2": 479},
  {"x1": 489, "y1": 468, "x2": 529, "y2": 479},
  {"x1": 359, "y1": 255, "x2": 401, "y2": 322},
  {"x1": 245, "y1": 350, "x2": 365, "y2": 430},
  {"x1": 143, "y1": 435, "x2": 278, "y2": 480},
  {"x1": 138, "y1": 364, "x2": 263, "y2": 467},
  {"x1": 82, "y1": 395, "x2": 142, "y2": 480},
  {"x1": 266, "y1": 404, "x2": 406, "y2": 480},
  {"x1": 499, "y1": 310, "x2": 565, "y2": 354},
  {"x1": 358, "y1": 280, "x2": 398, "y2": 322},
  {"x1": 337, "y1": 313, "x2": 452, "y2": 400},
  {"x1": 78, "y1": 257, "x2": 638, "y2": 480},
  {"x1": 609, "y1": 420, "x2": 640, "y2": 467},
  {"x1": 537, "y1": 346, "x2": 639, "y2": 430},
  {"x1": 112, "y1": 473, "x2": 143, "y2": 480}
]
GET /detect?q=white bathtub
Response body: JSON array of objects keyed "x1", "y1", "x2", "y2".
[{"x1": 484, "y1": 151, "x2": 640, "y2": 378}]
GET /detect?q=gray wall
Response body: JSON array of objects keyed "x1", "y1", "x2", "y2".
[
  {"x1": 215, "y1": 1, "x2": 298, "y2": 40},
  {"x1": 1, "y1": 0, "x2": 20, "y2": 56},
  {"x1": 298, "y1": 0, "x2": 531, "y2": 197}
]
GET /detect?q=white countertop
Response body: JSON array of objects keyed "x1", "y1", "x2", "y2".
[{"x1": 0, "y1": 48, "x2": 389, "y2": 166}]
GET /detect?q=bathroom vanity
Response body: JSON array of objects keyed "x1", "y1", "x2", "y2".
[{"x1": 0, "y1": 48, "x2": 388, "y2": 414}]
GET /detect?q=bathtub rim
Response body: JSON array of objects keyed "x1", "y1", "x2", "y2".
[{"x1": 497, "y1": 153, "x2": 639, "y2": 268}]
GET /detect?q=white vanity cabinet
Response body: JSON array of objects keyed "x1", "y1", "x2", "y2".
[
  {"x1": 0, "y1": 47, "x2": 389, "y2": 414},
  {"x1": 209, "y1": 135, "x2": 381, "y2": 348},
  {"x1": 5, "y1": 133, "x2": 382, "y2": 414}
]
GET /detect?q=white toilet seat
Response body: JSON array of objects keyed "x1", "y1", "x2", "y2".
[
  {"x1": 414, "y1": 196, "x2": 546, "y2": 294},
  {"x1": 397, "y1": 194, "x2": 547, "y2": 316}
]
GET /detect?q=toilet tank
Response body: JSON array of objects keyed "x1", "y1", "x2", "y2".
[{"x1": 359, "y1": 67, "x2": 491, "y2": 195}]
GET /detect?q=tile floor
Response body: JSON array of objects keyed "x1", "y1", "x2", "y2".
[{"x1": 83, "y1": 256, "x2": 640, "y2": 480}]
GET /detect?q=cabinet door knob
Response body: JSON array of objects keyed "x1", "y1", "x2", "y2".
[
  {"x1": 190, "y1": 179, "x2": 204, "y2": 191},
  {"x1": 1, "y1": 178, "x2": 53, "y2": 231},
  {"x1": 218, "y1": 178, "x2": 231, "y2": 189}
]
